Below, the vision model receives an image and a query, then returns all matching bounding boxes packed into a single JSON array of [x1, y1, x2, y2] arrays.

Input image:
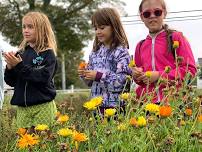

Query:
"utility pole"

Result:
[[61, 53, 66, 90]]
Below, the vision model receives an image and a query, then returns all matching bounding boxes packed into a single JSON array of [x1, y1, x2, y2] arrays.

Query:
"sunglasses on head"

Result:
[[141, 9, 163, 18]]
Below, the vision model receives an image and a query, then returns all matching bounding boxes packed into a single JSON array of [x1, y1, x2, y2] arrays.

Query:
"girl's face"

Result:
[[95, 25, 113, 47], [22, 17, 36, 45], [140, 0, 166, 33]]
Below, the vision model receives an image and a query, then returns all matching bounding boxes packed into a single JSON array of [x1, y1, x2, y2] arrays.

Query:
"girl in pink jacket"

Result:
[[132, 0, 197, 103]]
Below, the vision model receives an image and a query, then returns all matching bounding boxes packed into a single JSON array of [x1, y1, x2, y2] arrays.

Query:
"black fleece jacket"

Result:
[[4, 46, 57, 107]]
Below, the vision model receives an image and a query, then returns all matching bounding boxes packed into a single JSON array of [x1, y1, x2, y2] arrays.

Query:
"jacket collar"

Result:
[[147, 29, 166, 39]]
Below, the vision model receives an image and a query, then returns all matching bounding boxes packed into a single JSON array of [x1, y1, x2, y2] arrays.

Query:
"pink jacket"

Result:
[[134, 30, 197, 103]]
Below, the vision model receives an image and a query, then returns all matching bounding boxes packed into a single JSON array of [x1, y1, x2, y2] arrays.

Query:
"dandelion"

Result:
[[129, 59, 136, 68], [145, 103, 159, 114], [145, 71, 152, 78], [164, 66, 171, 74], [57, 128, 73, 137], [173, 41, 179, 49], [129, 117, 137, 127], [17, 134, 39, 149], [57, 114, 69, 123], [159, 106, 172, 118], [117, 123, 127, 131], [105, 108, 116, 117], [185, 108, 192, 116], [137, 116, 146, 127], [35, 124, 49, 131], [78, 61, 87, 69], [120, 93, 130, 101], [17, 128, 27, 136]]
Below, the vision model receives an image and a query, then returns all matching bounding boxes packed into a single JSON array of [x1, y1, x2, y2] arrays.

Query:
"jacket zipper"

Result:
[[151, 36, 160, 102], [24, 82, 28, 107]]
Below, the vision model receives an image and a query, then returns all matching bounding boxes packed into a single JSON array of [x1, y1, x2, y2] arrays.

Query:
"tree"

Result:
[[0, 0, 125, 88]]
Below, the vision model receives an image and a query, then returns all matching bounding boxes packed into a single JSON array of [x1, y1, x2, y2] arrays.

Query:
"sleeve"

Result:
[[4, 67, 17, 87], [99, 48, 131, 92], [133, 42, 145, 86], [14, 51, 57, 84], [159, 32, 197, 80]]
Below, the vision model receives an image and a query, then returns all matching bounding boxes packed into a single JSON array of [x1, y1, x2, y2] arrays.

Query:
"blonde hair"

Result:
[[91, 7, 129, 51], [19, 11, 57, 55]]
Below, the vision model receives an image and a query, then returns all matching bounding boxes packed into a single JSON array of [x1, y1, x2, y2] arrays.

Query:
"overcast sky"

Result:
[[0, 0, 202, 62]]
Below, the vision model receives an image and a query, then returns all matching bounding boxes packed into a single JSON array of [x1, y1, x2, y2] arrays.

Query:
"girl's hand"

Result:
[[131, 67, 144, 82], [140, 71, 160, 84], [4, 52, 22, 67], [6, 64, 13, 70], [78, 69, 85, 77], [84, 70, 97, 80]]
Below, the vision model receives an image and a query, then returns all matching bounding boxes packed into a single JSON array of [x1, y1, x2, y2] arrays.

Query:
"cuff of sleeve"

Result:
[[95, 71, 103, 82], [14, 61, 23, 71]]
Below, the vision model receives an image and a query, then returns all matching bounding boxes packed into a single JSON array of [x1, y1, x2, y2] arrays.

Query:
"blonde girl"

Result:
[[4, 11, 58, 128]]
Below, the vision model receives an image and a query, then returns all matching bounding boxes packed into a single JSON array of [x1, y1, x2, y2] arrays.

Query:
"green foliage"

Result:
[[0, 0, 125, 88], [199, 67, 202, 79]]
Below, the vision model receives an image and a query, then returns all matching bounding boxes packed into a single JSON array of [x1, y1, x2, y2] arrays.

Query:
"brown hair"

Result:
[[91, 7, 129, 51], [19, 11, 57, 55], [139, 0, 175, 54]]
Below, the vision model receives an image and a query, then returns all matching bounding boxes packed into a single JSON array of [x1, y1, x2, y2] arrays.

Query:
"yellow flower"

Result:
[[17, 134, 39, 149], [90, 96, 103, 107], [57, 128, 73, 137], [55, 111, 61, 117], [17, 128, 27, 136], [117, 123, 127, 131], [129, 60, 136, 68], [145, 103, 159, 114], [83, 96, 103, 110], [137, 116, 147, 127], [72, 131, 88, 142], [120, 93, 130, 101], [173, 41, 179, 49], [105, 108, 116, 117], [145, 71, 152, 78], [57, 114, 69, 123], [35, 124, 49, 131], [129, 117, 137, 127], [164, 66, 171, 74], [83, 101, 97, 110]]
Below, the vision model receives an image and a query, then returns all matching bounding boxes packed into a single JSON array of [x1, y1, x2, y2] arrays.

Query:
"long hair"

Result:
[[91, 7, 129, 51], [19, 11, 57, 55], [139, 0, 175, 54]]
